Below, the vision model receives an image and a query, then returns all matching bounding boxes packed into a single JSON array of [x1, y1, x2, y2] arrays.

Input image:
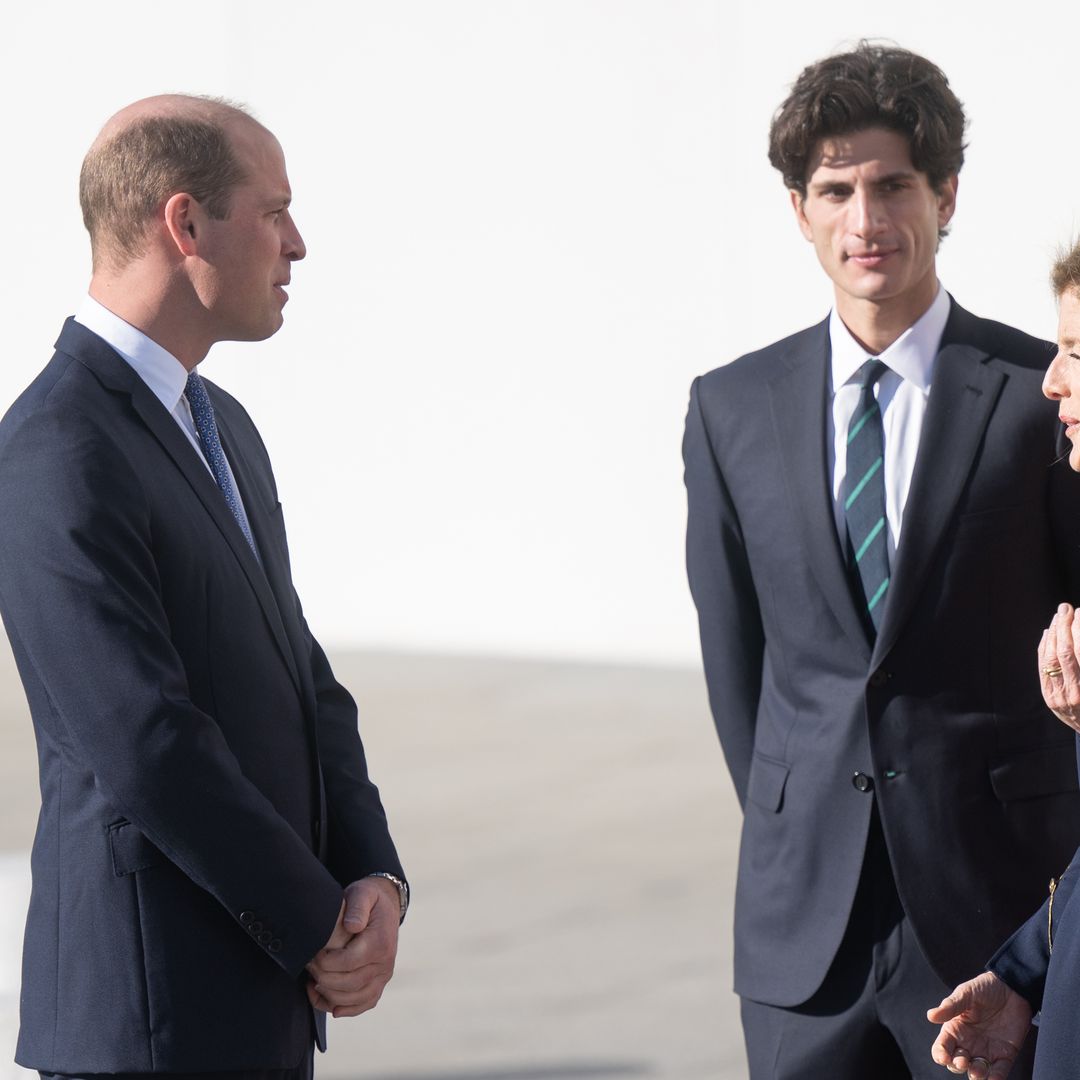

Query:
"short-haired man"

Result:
[[684, 43, 1080, 1077], [0, 95, 405, 1077]]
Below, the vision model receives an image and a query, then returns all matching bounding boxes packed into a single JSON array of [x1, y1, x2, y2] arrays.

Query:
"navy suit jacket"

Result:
[[684, 299, 1080, 1007], [0, 319, 404, 1072]]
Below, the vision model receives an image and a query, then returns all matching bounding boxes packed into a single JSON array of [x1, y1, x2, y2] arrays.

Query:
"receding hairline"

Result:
[[80, 94, 268, 271], [89, 93, 263, 155]]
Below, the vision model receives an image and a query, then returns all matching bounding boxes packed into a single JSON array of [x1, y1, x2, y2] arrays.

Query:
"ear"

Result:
[[790, 188, 814, 242], [937, 175, 958, 231], [163, 193, 202, 257]]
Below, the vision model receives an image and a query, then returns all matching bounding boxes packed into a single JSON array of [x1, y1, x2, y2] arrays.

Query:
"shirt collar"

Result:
[[74, 295, 191, 413], [829, 284, 950, 393]]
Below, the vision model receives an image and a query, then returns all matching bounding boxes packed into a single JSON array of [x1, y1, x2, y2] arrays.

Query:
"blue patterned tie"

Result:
[[843, 359, 890, 635], [185, 371, 257, 556]]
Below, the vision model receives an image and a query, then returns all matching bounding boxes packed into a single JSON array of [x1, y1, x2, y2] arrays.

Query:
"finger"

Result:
[[309, 943, 372, 975], [1056, 605, 1080, 687], [317, 926, 397, 975], [1039, 627, 1055, 679], [927, 997, 963, 1023], [315, 975, 388, 1015], [305, 979, 331, 1013], [342, 883, 376, 934], [332, 996, 381, 1018], [931, 1030, 958, 1064], [1043, 617, 1070, 710], [331, 981, 388, 1018], [988, 1059, 1017, 1080], [312, 961, 393, 996]]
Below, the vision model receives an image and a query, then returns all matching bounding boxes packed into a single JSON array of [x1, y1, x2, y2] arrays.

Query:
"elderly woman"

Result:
[[930, 241, 1080, 1078]]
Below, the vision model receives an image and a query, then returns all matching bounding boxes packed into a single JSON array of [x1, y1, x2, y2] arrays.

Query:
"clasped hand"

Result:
[[305, 877, 400, 1017]]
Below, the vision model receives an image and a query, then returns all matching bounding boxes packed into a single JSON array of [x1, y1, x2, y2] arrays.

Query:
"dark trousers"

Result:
[[40, 1047, 314, 1080], [741, 808, 1036, 1079]]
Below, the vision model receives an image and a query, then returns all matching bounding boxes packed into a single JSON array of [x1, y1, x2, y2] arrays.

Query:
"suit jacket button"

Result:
[[852, 771, 874, 793], [257, 931, 272, 945], [269, 939, 282, 953], [250, 921, 263, 933], [239, 911, 255, 925], [869, 671, 889, 688]]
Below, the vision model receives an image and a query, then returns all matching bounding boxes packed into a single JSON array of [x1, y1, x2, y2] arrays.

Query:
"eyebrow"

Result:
[[809, 170, 917, 192]]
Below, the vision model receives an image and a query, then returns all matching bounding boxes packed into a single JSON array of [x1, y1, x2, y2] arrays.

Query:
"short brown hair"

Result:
[[80, 97, 250, 268], [768, 42, 967, 197], [1052, 240, 1080, 298]]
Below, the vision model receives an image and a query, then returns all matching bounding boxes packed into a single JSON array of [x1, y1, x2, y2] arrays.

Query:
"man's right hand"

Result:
[[305, 877, 400, 1017], [927, 972, 1032, 1079]]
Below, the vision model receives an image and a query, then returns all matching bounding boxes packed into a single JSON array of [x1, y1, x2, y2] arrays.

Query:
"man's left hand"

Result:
[[305, 877, 400, 1017], [927, 972, 1031, 1079], [1040, 603, 1080, 731]]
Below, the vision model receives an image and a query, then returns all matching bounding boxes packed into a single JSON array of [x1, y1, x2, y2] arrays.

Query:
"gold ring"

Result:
[[1044, 666, 1064, 677]]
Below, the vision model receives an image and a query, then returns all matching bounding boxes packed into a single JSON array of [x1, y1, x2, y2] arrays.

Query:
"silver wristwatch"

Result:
[[367, 871, 409, 921]]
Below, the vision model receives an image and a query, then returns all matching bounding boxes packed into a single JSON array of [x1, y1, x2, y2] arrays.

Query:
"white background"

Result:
[[1, 0, 1075, 665]]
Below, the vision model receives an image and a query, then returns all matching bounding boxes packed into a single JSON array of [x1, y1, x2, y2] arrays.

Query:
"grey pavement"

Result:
[[0, 647, 746, 1080]]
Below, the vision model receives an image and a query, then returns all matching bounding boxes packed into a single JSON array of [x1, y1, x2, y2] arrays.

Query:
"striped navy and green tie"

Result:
[[843, 359, 890, 634]]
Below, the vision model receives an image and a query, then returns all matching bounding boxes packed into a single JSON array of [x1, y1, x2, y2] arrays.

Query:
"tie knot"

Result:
[[185, 369, 205, 398], [857, 359, 889, 390]]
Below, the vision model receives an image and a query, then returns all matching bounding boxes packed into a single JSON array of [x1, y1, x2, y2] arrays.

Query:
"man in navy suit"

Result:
[[684, 43, 1080, 1078], [0, 94, 406, 1077]]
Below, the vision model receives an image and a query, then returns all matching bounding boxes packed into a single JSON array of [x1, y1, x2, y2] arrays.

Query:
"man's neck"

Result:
[[834, 279, 939, 356], [88, 274, 210, 371]]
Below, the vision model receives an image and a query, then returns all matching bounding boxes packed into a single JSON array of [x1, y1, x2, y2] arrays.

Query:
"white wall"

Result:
[[1, 0, 1076, 664]]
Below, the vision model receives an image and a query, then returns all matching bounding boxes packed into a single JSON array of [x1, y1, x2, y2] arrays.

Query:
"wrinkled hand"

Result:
[[305, 877, 399, 1018], [1039, 603, 1080, 732], [928, 972, 1032, 1079]]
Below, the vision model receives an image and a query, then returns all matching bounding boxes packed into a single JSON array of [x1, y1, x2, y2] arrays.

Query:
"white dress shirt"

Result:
[[828, 284, 950, 558], [73, 296, 257, 548]]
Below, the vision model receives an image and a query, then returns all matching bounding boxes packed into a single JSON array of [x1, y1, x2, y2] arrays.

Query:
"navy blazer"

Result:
[[684, 299, 1080, 1007], [0, 320, 404, 1072]]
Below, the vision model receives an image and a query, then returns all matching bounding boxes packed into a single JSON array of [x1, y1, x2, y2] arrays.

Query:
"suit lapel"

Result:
[[872, 308, 1005, 661], [216, 417, 313, 710], [61, 321, 306, 702], [768, 321, 873, 659]]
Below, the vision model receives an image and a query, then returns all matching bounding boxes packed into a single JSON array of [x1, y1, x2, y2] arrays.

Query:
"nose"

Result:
[[282, 209, 306, 262], [1044, 351, 1067, 401], [850, 188, 886, 238]]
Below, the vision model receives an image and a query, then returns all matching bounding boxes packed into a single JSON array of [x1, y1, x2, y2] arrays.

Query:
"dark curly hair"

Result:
[[768, 42, 967, 197]]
